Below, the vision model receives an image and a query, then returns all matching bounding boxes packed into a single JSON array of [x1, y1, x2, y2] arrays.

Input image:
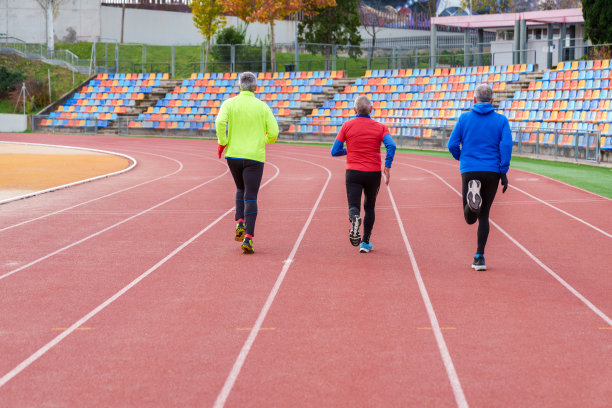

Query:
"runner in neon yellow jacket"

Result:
[[215, 88, 279, 162], [215, 72, 279, 254]]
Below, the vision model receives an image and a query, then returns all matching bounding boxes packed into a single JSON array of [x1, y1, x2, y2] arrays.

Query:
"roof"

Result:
[[431, 8, 584, 29]]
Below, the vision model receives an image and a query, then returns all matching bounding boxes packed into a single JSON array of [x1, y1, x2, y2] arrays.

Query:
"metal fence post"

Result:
[[332, 44, 337, 71], [142, 45, 146, 74], [115, 42, 119, 73], [171, 45, 175, 78], [260, 44, 264, 73]]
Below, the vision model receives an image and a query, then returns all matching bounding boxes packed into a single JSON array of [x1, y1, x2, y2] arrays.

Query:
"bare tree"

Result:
[[36, 0, 65, 54], [360, 3, 396, 67]]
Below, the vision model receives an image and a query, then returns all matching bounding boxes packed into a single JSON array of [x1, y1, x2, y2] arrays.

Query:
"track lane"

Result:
[[219, 148, 461, 407], [391, 155, 612, 407], [0, 151, 331, 406]]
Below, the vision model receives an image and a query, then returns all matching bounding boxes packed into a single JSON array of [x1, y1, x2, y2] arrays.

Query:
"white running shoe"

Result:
[[467, 180, 482, 212]]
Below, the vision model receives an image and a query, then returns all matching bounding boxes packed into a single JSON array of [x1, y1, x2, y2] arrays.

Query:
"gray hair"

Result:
[[239, 72, 257, 92], [354, 95, 372, 115], [475, 84, 493, 103]]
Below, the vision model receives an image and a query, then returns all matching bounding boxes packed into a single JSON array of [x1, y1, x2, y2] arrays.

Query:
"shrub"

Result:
[[0, 66, 24, 99]]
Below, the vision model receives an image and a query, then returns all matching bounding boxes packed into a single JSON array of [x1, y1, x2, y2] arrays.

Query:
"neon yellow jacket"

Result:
[[215, 90, 279, 162]]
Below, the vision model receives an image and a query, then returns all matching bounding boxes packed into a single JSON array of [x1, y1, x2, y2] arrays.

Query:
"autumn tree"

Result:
[[298, 0, 362, 69], [36, 0, 65, 53], [221, 0, 335, 71], [459, 0, 514, 14], [191, 0, 227, 72]]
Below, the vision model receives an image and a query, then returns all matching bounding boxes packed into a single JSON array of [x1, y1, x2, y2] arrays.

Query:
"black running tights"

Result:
[[227, 158, 264, 236], [461, 171, 500, 254], [346, 169, 381, 244]]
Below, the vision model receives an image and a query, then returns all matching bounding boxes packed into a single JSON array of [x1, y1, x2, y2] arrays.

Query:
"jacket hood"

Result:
[[472, 102, 495, 115]]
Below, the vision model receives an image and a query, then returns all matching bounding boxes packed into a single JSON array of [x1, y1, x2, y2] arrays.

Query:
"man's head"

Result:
[[353, 95, 372, 115], [474, 84, 493, 104], [239, 72, 257, 92]]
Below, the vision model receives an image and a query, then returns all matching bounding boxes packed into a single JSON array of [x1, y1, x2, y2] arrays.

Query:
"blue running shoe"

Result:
[[359, 241, 373, 253], [471, 254, 486, 271]]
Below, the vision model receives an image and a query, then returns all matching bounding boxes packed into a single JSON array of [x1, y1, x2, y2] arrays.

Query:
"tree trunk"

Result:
[[205, 38, 210, 73], [46, 3, 54, 55], [269, 21, 276, 72], [121, 3, 126, 43]]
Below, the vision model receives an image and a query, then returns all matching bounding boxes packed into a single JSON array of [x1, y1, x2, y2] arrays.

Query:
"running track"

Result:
[[0, 133, 610, 407]]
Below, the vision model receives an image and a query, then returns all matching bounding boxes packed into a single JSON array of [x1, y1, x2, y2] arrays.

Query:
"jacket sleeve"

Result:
[[265, 106, 279, 144], [382, 134, 396, 167], [447, 116, 462, 161], [215, 100, 229, 146], [499, 117, 513, 174]]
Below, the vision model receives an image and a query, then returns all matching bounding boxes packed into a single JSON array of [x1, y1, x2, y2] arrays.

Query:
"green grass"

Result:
[[395, 148, 612, 198], [54, 42, 478, 78], [0, 54, 89, 114], [510, 156, 612, 198]]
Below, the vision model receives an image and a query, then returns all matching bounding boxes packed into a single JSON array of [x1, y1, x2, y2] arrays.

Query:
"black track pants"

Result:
[[346, 169, 381, 244], [227, 158, 264, 237], [461, 171, 500, 254]]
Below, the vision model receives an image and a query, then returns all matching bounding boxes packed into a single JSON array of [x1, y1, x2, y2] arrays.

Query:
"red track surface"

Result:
[[0, 133, 610, 407]]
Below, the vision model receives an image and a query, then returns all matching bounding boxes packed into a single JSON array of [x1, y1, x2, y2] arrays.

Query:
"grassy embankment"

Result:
[[0, 53, 89, 114]]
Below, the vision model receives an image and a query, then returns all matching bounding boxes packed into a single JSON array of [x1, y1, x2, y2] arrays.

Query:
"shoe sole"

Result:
[[349, 216, 361, 247], [241, 244, 254, 254], [471, 264, 487, 271], [359, 247, 371, 253], [235, 228, 245, 242], [467, 180, 482, 212]]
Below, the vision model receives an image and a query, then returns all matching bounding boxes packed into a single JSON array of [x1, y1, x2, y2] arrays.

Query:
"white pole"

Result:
[[46, 2, 54, 54]]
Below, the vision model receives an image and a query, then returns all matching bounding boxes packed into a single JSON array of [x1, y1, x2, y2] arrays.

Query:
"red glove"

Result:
[[218, 144, 226, 159]]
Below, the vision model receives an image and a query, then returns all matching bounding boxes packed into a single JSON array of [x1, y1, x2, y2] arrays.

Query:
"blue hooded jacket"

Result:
[[448, 103, 513, 174]]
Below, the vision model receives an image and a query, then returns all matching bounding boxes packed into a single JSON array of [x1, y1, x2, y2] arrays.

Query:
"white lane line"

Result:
[[0, 141, 137, 205], [401, 162, 612, 327], [509, 185, 612, 239], [0, 162, 281, 389], [0, 151, 187, 233], [213, 158, 332, 408], [386, 184, 469, 408], [0, 168, 229, 282]]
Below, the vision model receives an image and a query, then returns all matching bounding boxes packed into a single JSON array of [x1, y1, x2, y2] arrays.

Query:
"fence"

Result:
[[0, 36, 91, 73], [31, 115, 604, 163]]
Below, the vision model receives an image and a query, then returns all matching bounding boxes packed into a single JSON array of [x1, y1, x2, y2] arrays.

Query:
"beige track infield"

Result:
[[0, 143, 131, 201]]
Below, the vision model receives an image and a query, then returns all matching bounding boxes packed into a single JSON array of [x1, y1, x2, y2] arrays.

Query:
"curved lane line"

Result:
[[400, 162, 612, 327], [0, 161, 281, 389], [0, 150, 188, 233], [213, 157, 332, 408], [0, 141, 137, 205], [0, 167, 230, 282]]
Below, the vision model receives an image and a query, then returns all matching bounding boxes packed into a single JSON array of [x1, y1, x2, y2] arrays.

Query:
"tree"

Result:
[[583, 0, 612, 57], [222, 0, 335, 71], [539, 0, 581, 10], [298, 0, 362, 69], [191, 0, 227, 73], [360, 4, 397, 67], [459, 0, 514, 14], [36, 0, 65, 54]]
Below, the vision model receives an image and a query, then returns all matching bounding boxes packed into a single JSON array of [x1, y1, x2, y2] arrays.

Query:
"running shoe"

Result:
[[241, 236, 254, 254], [471, 254, 486, 271], [467, 180, 482, 212], [235, 221, 246, 242], [359, 241, 373, 253], [349, 215, 362, 246]]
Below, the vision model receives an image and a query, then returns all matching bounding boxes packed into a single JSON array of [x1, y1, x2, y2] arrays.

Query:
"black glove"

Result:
[[500, 174, 508, 193]]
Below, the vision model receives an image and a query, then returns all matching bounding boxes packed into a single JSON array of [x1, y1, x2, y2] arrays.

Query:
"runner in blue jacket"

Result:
[[448, 84, 513, 271]]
